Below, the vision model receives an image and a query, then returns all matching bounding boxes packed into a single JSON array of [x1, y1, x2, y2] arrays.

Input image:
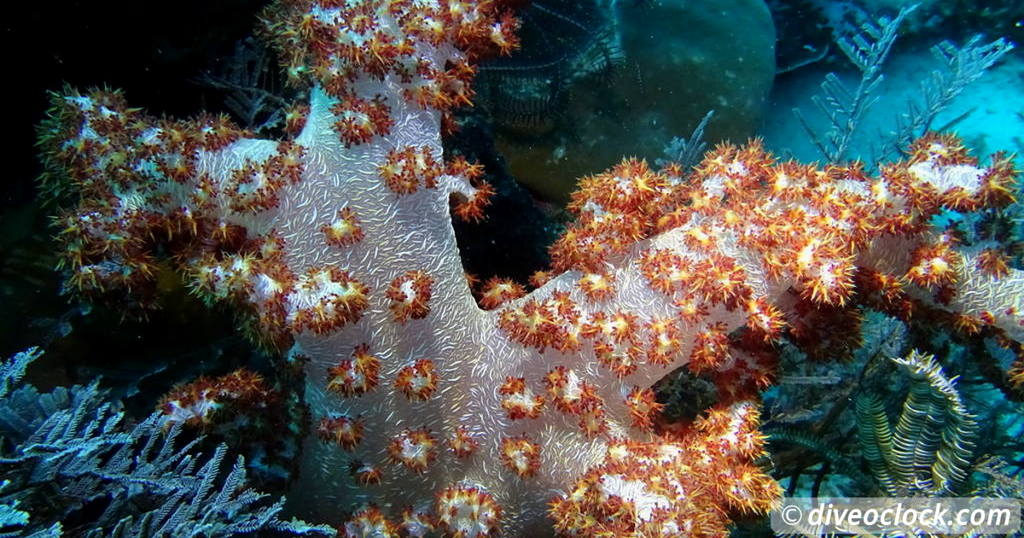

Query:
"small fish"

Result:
[[778, 375, 843, 385]]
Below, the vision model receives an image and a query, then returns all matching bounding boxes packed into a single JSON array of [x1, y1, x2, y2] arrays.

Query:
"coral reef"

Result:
[[33, 0, 1024, 536]]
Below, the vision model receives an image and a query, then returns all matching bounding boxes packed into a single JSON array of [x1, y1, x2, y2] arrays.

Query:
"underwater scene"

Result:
[[3, 0, 1024, 536]]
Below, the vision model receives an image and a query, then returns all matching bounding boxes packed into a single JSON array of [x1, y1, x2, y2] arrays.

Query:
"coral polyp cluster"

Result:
[[549, 402, 778, 536], [159, 368, 276, 428]]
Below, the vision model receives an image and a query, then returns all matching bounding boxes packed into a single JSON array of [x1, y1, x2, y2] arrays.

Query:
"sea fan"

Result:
[[0, 348, 333, 537]]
